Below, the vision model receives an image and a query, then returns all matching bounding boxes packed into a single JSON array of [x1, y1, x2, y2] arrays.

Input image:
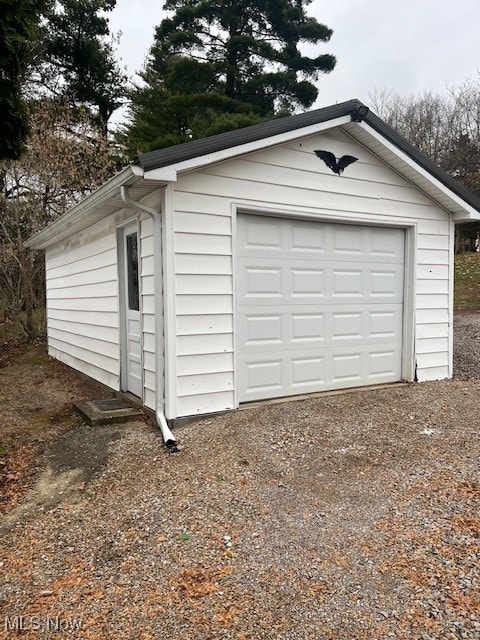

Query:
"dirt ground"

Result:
[[0, 339, 118, 515], [0, 324, 479, 639]]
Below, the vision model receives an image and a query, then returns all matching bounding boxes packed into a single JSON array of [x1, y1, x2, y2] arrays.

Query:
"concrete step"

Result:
[[73, 397, 144, 426]]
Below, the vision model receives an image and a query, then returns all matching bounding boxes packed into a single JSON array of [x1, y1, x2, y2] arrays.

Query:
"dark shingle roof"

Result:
[[135, 99, 480, 213], [135, 99, 361, 172]]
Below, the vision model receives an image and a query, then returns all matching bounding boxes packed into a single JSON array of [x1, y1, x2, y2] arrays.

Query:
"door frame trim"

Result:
[[117, 217, 144, 399]]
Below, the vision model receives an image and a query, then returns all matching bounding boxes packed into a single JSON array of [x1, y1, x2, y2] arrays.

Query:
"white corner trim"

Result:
[[448, 219, 455, 378], [402, 225, 417, 383], [167, 116, 352, 175], [161, 183, 178, 420]]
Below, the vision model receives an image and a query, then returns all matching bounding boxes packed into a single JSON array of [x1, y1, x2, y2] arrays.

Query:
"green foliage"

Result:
[[124, 0, 335, 154], [120, 76, 269, 156], [153, 0, 335, 114], [41, 0, 127, 129], [0, 0, 45, 159], [0, 82, 30, 160], [176, 532, 191, 541], [0, 1, 127, 336]]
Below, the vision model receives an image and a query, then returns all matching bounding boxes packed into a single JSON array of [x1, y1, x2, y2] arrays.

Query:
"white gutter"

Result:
[[120, 185, 177, 450], [25, 165, 145, 250]]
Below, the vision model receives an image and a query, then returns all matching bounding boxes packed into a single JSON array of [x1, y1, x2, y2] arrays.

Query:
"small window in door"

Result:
[[126, 232, 139, 311]]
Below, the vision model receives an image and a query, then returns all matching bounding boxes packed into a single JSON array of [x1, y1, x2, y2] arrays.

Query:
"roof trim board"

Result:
[[137, 102, 360, 171], [359, 109, 480, 214], [24, 165, 145, 250], [144, 115, 352, 179], [26, 99, 480, 250], [345, 121, 480, 220], [136, 99, 480, 215]]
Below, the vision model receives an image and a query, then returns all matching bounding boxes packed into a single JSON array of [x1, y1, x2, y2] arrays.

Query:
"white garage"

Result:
[[26, 99, 480, 439], [236, 214, 405, 401]]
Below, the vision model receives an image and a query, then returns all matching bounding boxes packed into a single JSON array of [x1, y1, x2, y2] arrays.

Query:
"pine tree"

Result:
[[0, 0, 45, 159], [41, 0, 127, 131], [124, 0, 335, 154]]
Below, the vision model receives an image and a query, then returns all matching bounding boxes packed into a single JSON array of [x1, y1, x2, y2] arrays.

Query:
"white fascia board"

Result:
[[25, 165, 144, 250], [452, 210, 480, 222], [356, 121, 480, 221], [150, 115, 352, 176], [143, 166, 178, 182]]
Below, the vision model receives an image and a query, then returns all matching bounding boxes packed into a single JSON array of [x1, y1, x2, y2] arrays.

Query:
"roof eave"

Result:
[[137, 99, 362, 172], [144, 115, 353, 178], [345, 119, 480, 221], [26, 98, 480, 251], [25, 165, 145, 250], [360, 112, 480, 217]]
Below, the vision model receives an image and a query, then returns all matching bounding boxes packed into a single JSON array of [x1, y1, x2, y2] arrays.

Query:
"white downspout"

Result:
[[120, 185, 177, 449]]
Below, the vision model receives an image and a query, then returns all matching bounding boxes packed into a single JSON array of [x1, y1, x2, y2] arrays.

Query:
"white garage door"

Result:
[[236, 214, 405, 402]]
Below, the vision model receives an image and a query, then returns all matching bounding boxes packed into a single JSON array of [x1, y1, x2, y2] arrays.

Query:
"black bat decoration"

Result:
[[314, 150, 358, 175]]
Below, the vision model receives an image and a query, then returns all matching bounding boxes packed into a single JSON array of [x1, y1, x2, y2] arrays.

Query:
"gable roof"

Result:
[[136, 98, 480, 213], [26, 99, 480, 250], [136, 100, 360, 171]]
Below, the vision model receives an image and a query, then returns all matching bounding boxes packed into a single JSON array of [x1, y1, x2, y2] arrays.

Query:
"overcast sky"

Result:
[[108, 0, 480, 125]]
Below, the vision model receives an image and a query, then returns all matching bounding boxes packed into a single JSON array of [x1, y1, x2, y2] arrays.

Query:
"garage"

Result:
[[236, 213, 405, 402], [27, 99, 480, 425]]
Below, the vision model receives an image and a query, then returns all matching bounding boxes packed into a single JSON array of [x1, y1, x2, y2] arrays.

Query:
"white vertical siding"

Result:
[[170, 127, 453, 416], [45, 214, 122, 389]]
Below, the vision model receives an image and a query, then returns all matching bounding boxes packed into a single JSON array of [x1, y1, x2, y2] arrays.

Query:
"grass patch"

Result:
[[455, 253, 480, 311]]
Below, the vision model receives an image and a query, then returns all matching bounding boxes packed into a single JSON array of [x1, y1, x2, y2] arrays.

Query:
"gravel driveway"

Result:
[[1, 314, 479, 639]]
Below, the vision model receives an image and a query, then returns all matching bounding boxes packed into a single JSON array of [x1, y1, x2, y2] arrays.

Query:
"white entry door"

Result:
[[236, 214, 405, 402], [121, 224, 142, 397]]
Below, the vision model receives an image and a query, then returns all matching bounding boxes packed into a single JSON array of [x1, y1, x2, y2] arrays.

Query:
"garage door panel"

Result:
[[239, 262, 402, 303], [332, 226, 365, 255], [239, 305, 403, 352], [238, 249, 403, 266], [291, 222, 327, 253], [291, 268, 325, 297], [369, 309, 402, 338], [331, 269, 364, 297], [237, 214, 404, 401], [239, 218, 404, 257], [368, 348, 402, 379], [331, 311, 363, 341], [245, 267, 283, 297], [244, 359, 284, 394], [369, 268, 403, 298], [241, 341, 402, 359], [370, 227, 405, 258], [239, 344, 402, 401], [244, 314, 283, 345], [291, 356, 325, 387], [240, 217, 283, 251], [291, 312, 326, 342]]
